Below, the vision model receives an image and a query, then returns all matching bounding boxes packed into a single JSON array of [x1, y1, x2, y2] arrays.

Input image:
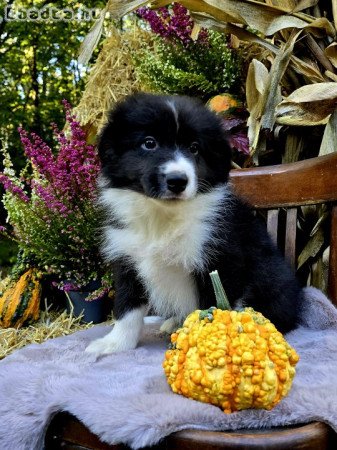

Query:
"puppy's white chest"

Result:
[[136, 252, 198, 318], [101, 187, 228, 317], [105, 219, 201, 317]]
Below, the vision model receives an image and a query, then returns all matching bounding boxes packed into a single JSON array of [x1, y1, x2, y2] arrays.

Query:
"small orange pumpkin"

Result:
[[207, 93, 243, 116]]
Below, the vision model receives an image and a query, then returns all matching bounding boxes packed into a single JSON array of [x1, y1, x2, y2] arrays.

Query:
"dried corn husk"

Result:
[[275, 83, 337, 126], [325, 43, 337, 69], [78, 7, 108, 66], [265, 0, 318, 11], [298, 227, 325, 269], [110, 0, 313, 35], [319, 109, 337, 155]]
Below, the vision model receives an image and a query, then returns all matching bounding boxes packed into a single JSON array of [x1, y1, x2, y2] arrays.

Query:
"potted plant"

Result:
[[0, 101, 113, 323]]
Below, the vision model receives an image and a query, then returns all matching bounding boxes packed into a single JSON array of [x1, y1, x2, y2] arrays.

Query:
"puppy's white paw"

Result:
[[85, 306, 147, 355], [85, 334, 135, 355], [160, 316, 181, 334]]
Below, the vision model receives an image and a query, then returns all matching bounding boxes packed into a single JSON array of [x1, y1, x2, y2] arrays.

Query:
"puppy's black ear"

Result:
[[97, 121, 115, 165], [98, 96, 128, 164], [97, 93, 142, 164]]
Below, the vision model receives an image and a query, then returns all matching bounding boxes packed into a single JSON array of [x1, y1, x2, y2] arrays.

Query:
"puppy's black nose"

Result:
[[166, 172, 188, 194]]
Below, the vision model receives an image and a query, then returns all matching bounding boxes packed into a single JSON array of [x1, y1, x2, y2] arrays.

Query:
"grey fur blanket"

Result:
[[1, 286, 337, 450]]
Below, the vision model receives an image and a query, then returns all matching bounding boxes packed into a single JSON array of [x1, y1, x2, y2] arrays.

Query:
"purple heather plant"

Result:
[[0, 174, 29, 202], [137, 3, 207, 47], [134, 3, 241, 100], [0, 102, 105, 288], [17, 100, 99, 212], [135, 4, 247, 155]]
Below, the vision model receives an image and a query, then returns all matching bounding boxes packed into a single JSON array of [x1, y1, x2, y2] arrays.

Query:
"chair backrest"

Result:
[[229, 153, 337, 306]]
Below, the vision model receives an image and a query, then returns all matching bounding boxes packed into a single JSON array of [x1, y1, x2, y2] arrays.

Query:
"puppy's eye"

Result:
[[189, 142, 200, 155], [141, 137, 157, 151]]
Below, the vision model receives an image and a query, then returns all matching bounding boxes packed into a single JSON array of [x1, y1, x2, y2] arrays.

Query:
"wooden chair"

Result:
[[45, 153, 337, 450]]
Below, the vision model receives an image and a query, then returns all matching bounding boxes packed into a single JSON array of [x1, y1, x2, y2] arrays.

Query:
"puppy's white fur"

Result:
[[100, 182, 229, 319], [166, 100, 179, 132], [86, 175, 231, 355], [160, 152, 197, 199], [85, 306, 147, 354]]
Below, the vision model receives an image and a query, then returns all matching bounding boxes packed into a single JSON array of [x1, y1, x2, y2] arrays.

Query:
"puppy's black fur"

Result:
[[98, 93, 302, 334]]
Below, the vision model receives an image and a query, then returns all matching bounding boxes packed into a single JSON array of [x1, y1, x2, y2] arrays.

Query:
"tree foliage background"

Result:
[[0, 0, 104, 268]]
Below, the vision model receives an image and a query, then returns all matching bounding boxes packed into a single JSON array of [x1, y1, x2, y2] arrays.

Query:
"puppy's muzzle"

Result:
[[166, 171, 188, 194]]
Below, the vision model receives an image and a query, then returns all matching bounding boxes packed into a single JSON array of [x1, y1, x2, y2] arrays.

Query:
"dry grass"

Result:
[[0, 300, 96, 360], [74, 25, 151, 140]]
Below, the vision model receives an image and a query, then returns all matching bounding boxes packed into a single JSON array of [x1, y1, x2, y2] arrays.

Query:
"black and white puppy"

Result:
[[85, 93, 302, 355]]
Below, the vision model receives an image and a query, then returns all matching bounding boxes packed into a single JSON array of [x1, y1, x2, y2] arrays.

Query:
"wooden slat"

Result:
[[45, 413, 335, 450], [166, 423, 332, 449], [285, 208, 297, 270], [328, 205, 337, 306], [230, 153, 337, 209], [267, 209, 279, 247]]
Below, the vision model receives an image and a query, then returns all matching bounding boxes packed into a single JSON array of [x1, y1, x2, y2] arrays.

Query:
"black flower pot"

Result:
[[66, 280, 112, 324]]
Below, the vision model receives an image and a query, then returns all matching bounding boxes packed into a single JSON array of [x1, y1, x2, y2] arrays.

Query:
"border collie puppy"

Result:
[[85, 93, 302, 355]]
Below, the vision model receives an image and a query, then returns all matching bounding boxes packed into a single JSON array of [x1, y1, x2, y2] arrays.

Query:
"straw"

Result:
[[74, 24, 152, 138], [0, 295, 114, 359]]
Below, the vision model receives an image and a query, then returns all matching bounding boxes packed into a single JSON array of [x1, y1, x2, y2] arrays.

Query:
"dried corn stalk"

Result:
[[81, 0, 336, 158]]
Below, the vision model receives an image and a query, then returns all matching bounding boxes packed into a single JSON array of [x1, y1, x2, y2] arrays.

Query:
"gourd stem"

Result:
[[209, 270, 232, 311]]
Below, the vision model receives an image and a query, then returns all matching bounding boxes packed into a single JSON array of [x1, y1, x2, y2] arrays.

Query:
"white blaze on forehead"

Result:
[[166, 100, 179, 132], [161, 152, 197, 199]]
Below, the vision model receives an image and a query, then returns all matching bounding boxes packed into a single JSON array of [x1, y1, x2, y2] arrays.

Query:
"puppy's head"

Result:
[[98, 93, 232, 200]]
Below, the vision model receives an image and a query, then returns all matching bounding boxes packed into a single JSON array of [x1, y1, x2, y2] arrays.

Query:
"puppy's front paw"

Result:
[[160, 316, 181, 334], [85, 334, 135, 355], [85, 307, 146, 355]]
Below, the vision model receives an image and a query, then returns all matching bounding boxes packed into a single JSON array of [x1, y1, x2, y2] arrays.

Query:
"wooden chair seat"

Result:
[[45, 412, 336, 449], [44, 153, 337, 450]]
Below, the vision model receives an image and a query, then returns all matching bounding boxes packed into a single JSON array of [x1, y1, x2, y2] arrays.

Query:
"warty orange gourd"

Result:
[[163, 271, 299, 413], [0, 268, 41, 328]]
